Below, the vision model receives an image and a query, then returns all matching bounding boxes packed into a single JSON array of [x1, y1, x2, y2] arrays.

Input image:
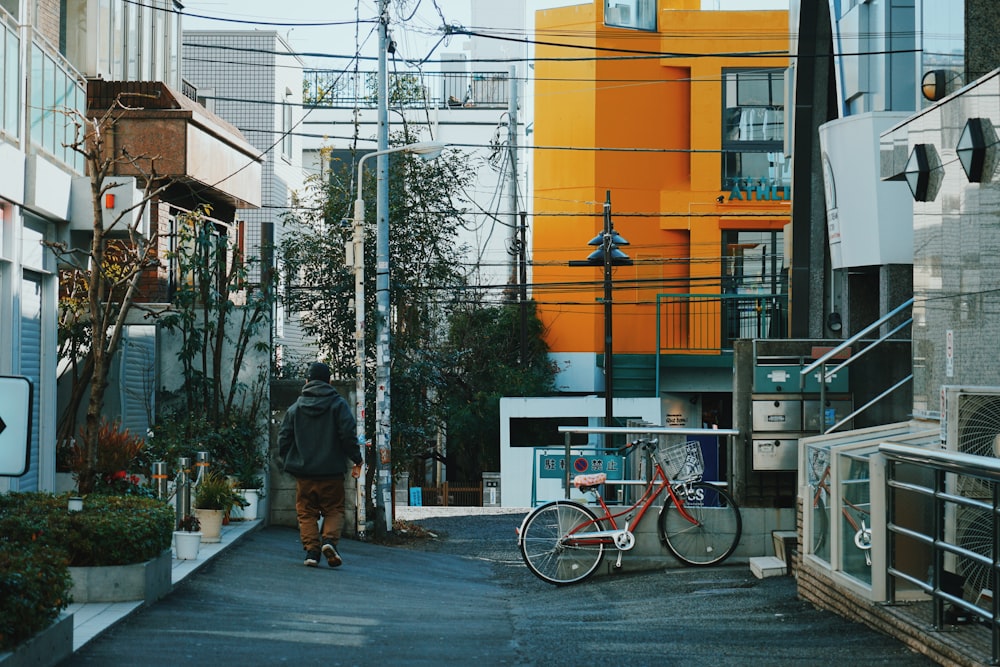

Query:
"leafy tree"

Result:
[[435, 302, 556, 477], [158, 206, 273, 425], [153, 206, 274, 482], [280, 131, 471, 476], [281, 131, 556, 489]]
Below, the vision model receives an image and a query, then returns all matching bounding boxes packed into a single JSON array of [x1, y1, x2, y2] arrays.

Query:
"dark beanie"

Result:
[[307, 362, 331, 383]]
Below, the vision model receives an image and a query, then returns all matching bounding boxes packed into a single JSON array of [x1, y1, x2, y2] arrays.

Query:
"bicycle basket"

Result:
[[655, 440, 704, 482]]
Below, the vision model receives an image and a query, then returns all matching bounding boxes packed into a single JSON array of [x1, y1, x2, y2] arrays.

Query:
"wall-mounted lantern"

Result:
[[904, 144, 943, 202], [957, 117, 1000, 183]]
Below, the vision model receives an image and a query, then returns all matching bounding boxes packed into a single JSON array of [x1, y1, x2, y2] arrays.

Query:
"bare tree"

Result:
[[48, 96, 172, 493]]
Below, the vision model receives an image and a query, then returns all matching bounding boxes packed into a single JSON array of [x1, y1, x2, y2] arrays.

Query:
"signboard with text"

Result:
[[539, 453, 624, 479]]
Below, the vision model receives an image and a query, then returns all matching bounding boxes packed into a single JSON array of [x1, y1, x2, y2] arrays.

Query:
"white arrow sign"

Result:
[[0, 376, 32, 476]]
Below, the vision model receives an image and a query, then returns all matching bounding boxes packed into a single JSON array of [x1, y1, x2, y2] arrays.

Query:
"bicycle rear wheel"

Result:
[[518, 500, 605, 585], [658, 482, 742, 566]]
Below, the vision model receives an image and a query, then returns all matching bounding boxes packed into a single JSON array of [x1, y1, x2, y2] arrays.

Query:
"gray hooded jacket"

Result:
[[277, 381, 362, 478]]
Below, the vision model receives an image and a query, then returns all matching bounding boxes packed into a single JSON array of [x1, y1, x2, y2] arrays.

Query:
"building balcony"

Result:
[[303, 70, 512, 109], [657, 292, 788, 355]]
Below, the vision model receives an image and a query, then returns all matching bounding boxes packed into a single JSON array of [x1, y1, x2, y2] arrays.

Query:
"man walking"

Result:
[[278, 362, 363, 567]]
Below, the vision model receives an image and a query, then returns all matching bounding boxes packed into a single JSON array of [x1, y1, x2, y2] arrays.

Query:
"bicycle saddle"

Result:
[[573, 473, 606, 491]]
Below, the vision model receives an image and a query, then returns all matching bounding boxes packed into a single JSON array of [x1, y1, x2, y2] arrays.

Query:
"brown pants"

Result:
[[294, 476, 346, 553]]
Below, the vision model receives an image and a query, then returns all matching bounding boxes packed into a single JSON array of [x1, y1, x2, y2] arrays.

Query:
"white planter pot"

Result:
[[232, 488, 260, 521], [173, 531, 202, 560], [193, 508, 224, 543]]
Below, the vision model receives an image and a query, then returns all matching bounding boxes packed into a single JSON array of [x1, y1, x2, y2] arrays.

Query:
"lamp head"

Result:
[[403, 141, 447, 160]]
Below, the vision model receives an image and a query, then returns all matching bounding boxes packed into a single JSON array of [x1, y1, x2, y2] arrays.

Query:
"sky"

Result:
[[183, 0, 498, 69], [182, 0, 789, 70]]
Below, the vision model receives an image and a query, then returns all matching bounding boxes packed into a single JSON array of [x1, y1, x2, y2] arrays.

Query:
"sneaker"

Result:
[[322, 543, 342, 568], [304, 551, 320, 567]]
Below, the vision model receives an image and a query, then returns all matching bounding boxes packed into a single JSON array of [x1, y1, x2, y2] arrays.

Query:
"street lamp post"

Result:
[[568, 190, 631, 428], [352, 140, 445, 536]]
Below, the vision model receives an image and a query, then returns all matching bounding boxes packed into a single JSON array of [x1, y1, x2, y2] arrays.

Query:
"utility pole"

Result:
[[374, 0, 392, 535], [519, 211, 528, 365], [601, 194, 614, 426], [507, 65, 519, 258], [568, 191, 631, 429]]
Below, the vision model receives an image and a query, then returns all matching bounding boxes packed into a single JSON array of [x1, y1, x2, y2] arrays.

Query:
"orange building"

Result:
[[532, 0, 789, 424]]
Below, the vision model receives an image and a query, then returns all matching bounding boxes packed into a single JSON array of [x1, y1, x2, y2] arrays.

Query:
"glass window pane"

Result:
[[43, 55, 55, 154], [0, 0, 17, 20], [21, 222, 44, 269], [838, 452, 872, 586], [7, 30, 18, 138], [604, 0, 656, 31], [126, 2, 138, 79], [724, 151, 790, 193], [111, 0, 123, 78], [30, 44, 43, 146], [737, 73, 770, 106], [98, 0, 111, 75]]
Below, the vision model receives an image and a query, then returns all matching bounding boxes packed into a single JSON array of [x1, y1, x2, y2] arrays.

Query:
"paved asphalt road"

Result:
[[62, 510, 934, 666]]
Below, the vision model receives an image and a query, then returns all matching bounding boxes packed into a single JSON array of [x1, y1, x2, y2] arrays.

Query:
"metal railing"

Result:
[[881, 442, 1000, 665], [656, 292, 787, 355], [800, 298, 913, 434], [303, 70, 511, 109], [553, 426, 740, 503]]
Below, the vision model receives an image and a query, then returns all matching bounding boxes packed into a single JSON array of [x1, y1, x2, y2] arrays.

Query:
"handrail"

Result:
[[880, 442, 1000, 664], [800, 298, 914, 377], [800, 298, 913, 433], [880, 442, 1000, 481]]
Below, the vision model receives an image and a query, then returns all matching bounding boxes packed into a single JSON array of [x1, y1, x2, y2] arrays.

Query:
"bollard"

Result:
[[176, 456, 192, 527], [152, 461, 169, 500], [195, 450, 211, 484]]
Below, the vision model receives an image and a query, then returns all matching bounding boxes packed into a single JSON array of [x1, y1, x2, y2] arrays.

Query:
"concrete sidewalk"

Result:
[[64, 508, 513, 653], [64, 518, 262, 652]]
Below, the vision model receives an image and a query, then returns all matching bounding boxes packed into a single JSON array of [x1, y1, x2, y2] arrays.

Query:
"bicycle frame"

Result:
[[813, 463, 872, 565], [562, 460, 700, 552]]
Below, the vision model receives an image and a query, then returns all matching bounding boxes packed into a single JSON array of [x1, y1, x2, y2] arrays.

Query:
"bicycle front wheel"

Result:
[[518, 500, 605, 585], [658, 482, 742, 566]]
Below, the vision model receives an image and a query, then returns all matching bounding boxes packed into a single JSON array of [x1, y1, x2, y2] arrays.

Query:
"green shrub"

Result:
[[0, 492, 174, 567], [0, 540, 71, 651]]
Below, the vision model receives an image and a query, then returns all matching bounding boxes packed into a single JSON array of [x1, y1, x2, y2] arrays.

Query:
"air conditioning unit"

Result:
[[942, 386, 1000, 603], [605, 0, 635, 26]]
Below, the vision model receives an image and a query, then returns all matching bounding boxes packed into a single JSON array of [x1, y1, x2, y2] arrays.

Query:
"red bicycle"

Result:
[[517, 438, 742, 585]]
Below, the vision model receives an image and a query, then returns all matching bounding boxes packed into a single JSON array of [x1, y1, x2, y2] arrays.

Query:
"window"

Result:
[[604, 0, 656, 31], [0, 16, 18, 138], [29, 41, 85, 172], [722, 69, 787, 192], [721, 230, 786, 342]]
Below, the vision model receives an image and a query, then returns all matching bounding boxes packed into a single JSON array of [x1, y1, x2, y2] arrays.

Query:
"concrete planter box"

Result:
[[68, 549, 172, 604], [0, 612, 73, 667]]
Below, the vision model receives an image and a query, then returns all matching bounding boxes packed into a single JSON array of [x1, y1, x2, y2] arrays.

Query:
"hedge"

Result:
[[0, 541, 72, 651], [0, 492, 174, 651], [0, 492, 174, 566]]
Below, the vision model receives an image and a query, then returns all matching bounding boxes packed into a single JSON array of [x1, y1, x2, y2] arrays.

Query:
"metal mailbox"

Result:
[[803, 398, 854, 432], [752, 399, 803, 432], [751, 436, 800, 471]]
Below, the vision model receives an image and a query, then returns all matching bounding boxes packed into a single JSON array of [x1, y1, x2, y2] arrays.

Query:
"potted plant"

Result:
[[193, 472, 239, 543], [174, 514, 202, 560], [217, 420, 268, 521], [231, 472, 264, 521]]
